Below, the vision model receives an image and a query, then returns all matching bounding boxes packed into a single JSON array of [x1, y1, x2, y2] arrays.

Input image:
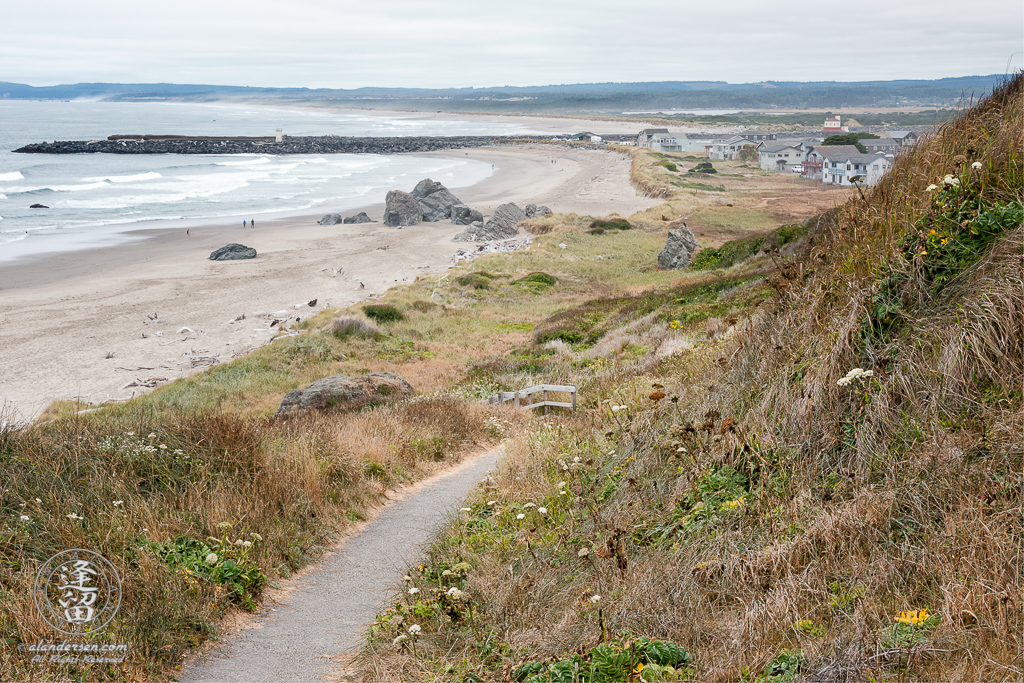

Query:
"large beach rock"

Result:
[[209, 243, 257, 261], [453, 202, 528, 241], [411, 178, 446, 199], [383, 190, 422, 227], [419, 189, 462, 222], [318, 214, 343, 225], [343, 212, 375, 224], [525, 204, 551, 218], [453, 202, 526, 242], [452, 204, 484, 226], [658, 227, 700, 269], [276, 372, 414, 418]]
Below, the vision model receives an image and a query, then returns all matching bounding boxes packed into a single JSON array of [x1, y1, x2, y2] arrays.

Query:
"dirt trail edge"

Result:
[[182, 446, 502, 683]]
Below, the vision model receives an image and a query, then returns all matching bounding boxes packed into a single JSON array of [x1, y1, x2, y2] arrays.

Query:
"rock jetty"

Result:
[[13, 135, 550, 155]]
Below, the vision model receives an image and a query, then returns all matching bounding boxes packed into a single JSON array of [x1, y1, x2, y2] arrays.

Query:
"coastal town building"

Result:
[[679, 133, 727, 155], [820, 149, 892, 186], [860, 137, 901, 155], [710, 136, 764, 160], [635, 128, 682, 152], [735, 130, 778, 143], [887, 131, 919, 147], [823, 115, 848, 132], [758, 144, 804, 172], [571, 132, 602, 143]]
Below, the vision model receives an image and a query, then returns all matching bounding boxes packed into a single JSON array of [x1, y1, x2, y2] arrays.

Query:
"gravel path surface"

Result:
[[181, 447, 501, 682]]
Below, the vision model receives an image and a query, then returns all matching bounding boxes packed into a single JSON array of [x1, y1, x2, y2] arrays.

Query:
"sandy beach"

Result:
[[0, 143, 657, 421]]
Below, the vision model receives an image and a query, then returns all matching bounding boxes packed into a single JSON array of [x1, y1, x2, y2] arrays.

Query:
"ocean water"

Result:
[[0, 101, 536, 263]]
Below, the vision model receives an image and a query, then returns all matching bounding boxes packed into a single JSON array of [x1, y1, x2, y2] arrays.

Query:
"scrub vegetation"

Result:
[[1, 74, 1019, 682]]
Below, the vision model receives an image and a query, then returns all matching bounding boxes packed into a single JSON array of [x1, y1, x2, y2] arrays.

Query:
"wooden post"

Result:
[[514, 391, 520, 408], [544, 389, 549, 415], [571, 388, 577, 412]]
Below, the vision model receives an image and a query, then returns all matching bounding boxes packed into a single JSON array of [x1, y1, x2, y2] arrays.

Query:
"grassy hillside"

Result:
[[1, 75, 1018, 682], [352, 75, 1023, 682]]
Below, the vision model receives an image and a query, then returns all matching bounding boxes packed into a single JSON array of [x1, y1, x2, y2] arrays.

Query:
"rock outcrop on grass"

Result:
[[453, 202, 527, 242], [276, 372, 414, 417], [383, 190, 423, 227], [209, 243, 257, 260], [657, 226, 700, 269], [525, 204, 551, 218]]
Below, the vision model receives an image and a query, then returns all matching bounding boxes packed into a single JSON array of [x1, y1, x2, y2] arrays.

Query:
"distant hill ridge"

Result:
[[0, 75, 1005, 111]]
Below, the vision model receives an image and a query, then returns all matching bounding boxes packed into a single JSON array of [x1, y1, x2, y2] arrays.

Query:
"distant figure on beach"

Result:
[[243, 220, 247, 228], [186, 229, 190, 237], [251, 219, 255, 229]]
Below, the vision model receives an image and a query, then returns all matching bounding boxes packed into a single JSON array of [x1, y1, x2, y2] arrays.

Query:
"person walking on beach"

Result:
[[186, 229, 190, 237], [243, 219, 247, 228], [251, 219, 255, 229]]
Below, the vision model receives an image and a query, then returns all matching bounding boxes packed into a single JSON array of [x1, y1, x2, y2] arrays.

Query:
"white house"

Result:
[[861, 138, 901, 155], [759, 144, 804, 172], [680, 133, 727, 155], [820, 150, 892, 186], [636, 128, 682, 152], [571, 132, 602, 143], [710, 136, 764, 160], [887, 131, 919, 147]]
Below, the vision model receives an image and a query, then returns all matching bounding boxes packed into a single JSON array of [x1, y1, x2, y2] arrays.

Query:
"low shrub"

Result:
[[513, 271, 558, 293], [362, 304, 405, 323], [457, 271, 500, 290], [659, 161, 679, 172], [330, 317, 379, 339], [589, 218, 632, 231], [689, 161, 717, 175]]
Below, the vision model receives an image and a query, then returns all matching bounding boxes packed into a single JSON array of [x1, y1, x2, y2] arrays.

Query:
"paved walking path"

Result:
[[182, 447, 501, 682]]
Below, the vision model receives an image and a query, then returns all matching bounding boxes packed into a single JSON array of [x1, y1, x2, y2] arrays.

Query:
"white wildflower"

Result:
[[926, 184, 938, 192], [20, 515, 30, 521], [66, 513, 82, 520], [971, 161, 983, 169], [242, 541, 252, 548], [205, 553, 218, 566], [235, 539, 245, 546], [147, 433, 156, 439], [578, 547, 590, 557], [460, 507, 471, 512], [408, 587, 420, 595], [446, 587, 464, 600], [590, 595, 601, 603], [35, 498, 41, 503], [538, 507, 547, 515], [941, 174, 960, 187], [837, 368, 875, 386], [523, 503, 536, 508], [442, 569, 454, 577], [611, 405, 627, 412], [250, 533, 262, 542], [113, 501, 124, 506], [393, 634, 408, 645], [408, 624, 422, 635], [516, 513, 526, 520], [487, 500, 496, 506], [403, 575, 412, 582]]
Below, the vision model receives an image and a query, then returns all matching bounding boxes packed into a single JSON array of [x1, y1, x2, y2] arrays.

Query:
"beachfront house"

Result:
[[735, 130, 778, 143], [758, 144, 804, 172], [820, 150, 892, 186], [887, 131, 919, 147], [636, 128, 682, 152], [571, 132, 602, 143], [860, 138, 901, 155], [710, 136, 764, 160], [824, 115, 846, 132], [680, 133, 728, 155]]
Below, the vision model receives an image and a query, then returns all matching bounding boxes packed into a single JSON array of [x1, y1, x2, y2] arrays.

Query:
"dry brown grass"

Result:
[[353, 74, 1023, 682]]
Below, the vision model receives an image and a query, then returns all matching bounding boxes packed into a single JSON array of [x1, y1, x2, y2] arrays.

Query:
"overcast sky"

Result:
[[2, 0, 1021, 88]]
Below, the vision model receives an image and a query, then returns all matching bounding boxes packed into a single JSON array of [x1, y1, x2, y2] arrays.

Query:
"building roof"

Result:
[[640, 128, 670, 135], [761, 144, 802, 153], [684, 133, 728, 140], [861, 138, 899, 147], [719, 136, 763, 145], [808, 144, 860, 157], [820, 150, 891, 165], [736, 129, 773, 137], [887, 131, 915, 140]]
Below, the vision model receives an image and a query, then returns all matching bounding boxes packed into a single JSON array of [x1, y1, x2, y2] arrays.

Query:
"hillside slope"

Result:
[[354, 74, 1022, 682]]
